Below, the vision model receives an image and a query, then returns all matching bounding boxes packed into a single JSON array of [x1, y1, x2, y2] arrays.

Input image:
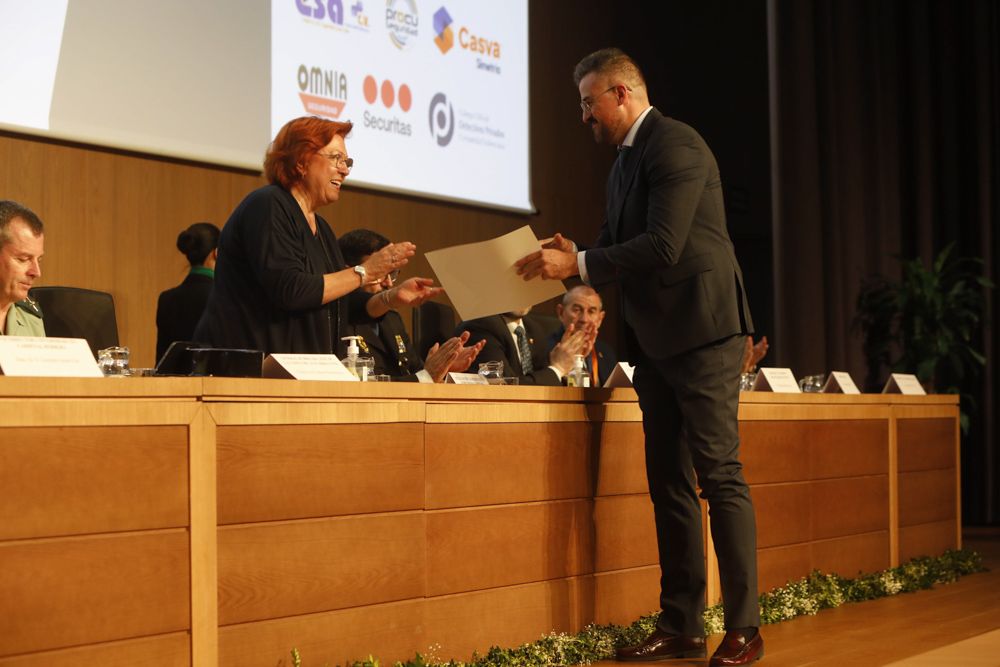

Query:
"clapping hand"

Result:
[[548, 324, 590, 374], [423, 331, 485, 383], [362, 241, 415, 282]]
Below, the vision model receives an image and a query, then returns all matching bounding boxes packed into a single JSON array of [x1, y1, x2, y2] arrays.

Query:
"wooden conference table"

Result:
[[0, 378, 959, 666]]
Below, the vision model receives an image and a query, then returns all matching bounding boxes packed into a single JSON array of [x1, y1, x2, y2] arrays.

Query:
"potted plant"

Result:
[[854, 243, 994, 432]]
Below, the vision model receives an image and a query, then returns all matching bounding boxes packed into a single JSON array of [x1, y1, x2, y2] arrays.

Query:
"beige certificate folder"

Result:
[[424, 225, 566, 321]]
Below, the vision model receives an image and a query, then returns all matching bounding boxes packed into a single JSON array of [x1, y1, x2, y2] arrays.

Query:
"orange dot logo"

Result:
[[363, 75, 378, 104], [380, 79, 395, 108], [363, 76, 412, 112]]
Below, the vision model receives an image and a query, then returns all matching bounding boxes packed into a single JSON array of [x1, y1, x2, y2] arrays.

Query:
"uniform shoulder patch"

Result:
[[15, 298, 43, 319]]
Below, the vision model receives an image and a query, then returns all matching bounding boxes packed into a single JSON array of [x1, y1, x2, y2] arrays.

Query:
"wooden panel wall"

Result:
[[897, 416, 961, 561], [0, 385, 960, 667], [0, 400, 199, 665], [740, 419, 892, 593]]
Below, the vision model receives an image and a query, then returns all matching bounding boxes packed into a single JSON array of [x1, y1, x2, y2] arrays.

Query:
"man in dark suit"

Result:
[[546, 285, 618, 387], [517, 48, 762, 666], [456, 307, 589, 386]]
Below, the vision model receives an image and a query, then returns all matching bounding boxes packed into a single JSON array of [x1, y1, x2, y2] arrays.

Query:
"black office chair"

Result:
[[412, 300, 457, 360], [27, 286, 119, 358]]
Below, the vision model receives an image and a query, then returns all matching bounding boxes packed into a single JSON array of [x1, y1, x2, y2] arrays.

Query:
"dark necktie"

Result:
[[514, 324, 533, 374], [610, 145, 630, 203]]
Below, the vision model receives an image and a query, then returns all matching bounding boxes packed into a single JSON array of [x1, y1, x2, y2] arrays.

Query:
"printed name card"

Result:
[[446, 372, 489, 384], [0, 336, 102, 377], [262, 354, 358, 381], [882, 373, 927, 395], [603, 362, 636, 388], [751, 367, 801, 393], [822, 371, 861, 394]]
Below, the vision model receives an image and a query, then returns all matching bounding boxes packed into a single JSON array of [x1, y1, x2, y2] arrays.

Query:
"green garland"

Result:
[[292, 549, 984, 667]]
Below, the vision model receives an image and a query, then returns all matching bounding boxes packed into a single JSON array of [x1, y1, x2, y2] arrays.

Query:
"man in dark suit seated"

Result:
[[339, 229, 482, 382], [456, 306, 590, 386], [546, 285, 618, 387]]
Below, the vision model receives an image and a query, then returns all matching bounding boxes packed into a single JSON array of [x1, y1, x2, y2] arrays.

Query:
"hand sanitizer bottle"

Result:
[[567, 354, 590, 387], [340, 336, 361, 379]]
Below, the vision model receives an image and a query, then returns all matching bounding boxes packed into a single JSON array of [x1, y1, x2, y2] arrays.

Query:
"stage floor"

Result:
[[592, 526, 1000, 667]]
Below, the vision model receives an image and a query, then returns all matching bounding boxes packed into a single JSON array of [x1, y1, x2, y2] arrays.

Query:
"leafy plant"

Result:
[[291, 549, 984, 666], [854, 243, 994, 431]]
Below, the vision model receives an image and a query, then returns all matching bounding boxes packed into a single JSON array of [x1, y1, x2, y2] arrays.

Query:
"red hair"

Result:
[[263, 116, 354, 189]]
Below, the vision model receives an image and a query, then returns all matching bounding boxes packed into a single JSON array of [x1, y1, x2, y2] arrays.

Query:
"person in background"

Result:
[[156, 222, 220, 362], [546, 285, 618, 386], [0, 200, 45, 337], [740, 335, 769, 374], [338, 228, 483, 382], [194, 116, 441, 355], [456, 306, 591, 386]]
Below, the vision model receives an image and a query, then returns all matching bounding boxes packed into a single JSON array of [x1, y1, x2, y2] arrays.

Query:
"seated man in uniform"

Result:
[[546, 285, 618, 386], [0, 200, 45, 337], [338, 229, 483, 382]]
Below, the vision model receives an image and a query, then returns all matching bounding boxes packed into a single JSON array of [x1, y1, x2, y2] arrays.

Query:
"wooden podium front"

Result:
[[0, 379, 959, 666]]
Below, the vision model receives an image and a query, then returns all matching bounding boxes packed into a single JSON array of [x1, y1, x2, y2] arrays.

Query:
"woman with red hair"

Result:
[[194, 116, 441, 356]]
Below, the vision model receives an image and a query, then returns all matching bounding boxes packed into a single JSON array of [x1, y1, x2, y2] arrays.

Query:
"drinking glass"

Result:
[[356, 356, 375, 381], [798, 374, 825, 393], [478, 361, 504, 384], [97, 346, 130, 376]]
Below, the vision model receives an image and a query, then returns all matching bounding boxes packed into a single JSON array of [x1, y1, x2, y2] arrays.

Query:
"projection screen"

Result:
[[0, 0, 533, 213]]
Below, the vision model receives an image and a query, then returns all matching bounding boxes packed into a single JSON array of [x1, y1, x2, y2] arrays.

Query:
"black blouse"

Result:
[[194, 185, 373, 354]]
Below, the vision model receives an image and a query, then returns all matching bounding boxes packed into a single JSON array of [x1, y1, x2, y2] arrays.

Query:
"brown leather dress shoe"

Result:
[[709, 628, 764, 666], [616, 629, 707, 661]]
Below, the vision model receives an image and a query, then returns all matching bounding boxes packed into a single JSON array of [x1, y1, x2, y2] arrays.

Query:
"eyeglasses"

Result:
[[579, 85, 629, 114], [319, 152, 354, 169], [384, 269, 400, 285]]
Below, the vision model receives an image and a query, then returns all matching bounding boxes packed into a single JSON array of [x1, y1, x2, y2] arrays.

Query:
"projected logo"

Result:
[[296, 0, 345, 25], [295, 0, 369, 31], [297, 65, 348, 119], [430, 6, 502, 74], [386, 0, 418, 50], [362, 76, 413, 136], [350, 1, 371, 30], [433, 7, 454, 54], [363, 76, 412, 111], [428, 93, 455, 147]]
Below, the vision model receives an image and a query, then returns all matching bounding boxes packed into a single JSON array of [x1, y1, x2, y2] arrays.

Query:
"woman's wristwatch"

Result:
[[353, 265, 367, 286]]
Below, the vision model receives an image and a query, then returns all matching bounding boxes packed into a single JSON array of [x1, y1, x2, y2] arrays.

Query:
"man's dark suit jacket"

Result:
[[585, 109, 753, 360], [456, 315, 562, 386], [339, 310, 422, 379], [156, 270, 213, 362], [545, 327, 618, 387]]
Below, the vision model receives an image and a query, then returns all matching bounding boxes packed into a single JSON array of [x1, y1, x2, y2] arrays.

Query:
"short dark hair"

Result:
[[176, 222, 221, 266], [573, 47, 646, 89], [0, 200, 44, 246], [338, 228, 390, 266]]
